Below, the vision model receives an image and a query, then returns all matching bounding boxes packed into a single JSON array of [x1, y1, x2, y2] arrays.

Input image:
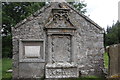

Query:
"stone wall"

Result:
[[12, 18, 46, 78], [12, 2, 105, 79], [12, 3, 60, 79], [67, 3, 104, 76]]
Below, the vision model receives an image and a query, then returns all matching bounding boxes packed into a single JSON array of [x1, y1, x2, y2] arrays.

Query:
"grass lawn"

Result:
[[2, 58, 12, 80], [0, 59, 2, 80], [104, 52, 109, 69]]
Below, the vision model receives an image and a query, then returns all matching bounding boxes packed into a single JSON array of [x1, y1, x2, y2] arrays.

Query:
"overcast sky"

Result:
[[83, 0, 120, 29]]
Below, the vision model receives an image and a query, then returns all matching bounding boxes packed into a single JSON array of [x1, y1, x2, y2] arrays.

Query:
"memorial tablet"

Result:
[[25, 46, 40, 58]]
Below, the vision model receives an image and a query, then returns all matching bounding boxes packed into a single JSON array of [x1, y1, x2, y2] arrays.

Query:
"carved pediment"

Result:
[[45, 8, 75, 29]]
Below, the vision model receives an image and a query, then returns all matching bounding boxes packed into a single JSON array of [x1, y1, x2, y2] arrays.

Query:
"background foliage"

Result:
[[105, 21, 120, 46]]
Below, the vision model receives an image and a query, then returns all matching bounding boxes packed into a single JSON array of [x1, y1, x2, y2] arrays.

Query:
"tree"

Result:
[[105, 21, 120, 46], [69, 1, 87, 14], [2, 35, 12, 58]]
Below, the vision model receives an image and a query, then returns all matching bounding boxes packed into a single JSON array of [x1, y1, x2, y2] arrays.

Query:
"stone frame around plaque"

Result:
[[46, 28, 76, 64], [45, 28, 78, 78], [19, 39, 45, 62]]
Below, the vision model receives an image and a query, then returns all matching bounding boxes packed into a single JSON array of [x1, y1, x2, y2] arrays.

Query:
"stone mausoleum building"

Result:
[[12, 2, 105, 79]]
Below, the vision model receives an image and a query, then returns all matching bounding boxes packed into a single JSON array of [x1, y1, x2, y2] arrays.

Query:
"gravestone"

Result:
[[106, 44, 120, 78], [12, 2, 105, 80]]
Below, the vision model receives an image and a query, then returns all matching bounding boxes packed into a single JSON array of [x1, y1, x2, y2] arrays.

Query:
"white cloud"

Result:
[[84, 0, 119, 29]]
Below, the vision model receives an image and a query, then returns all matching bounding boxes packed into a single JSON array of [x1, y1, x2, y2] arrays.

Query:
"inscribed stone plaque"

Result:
[[51, 35, 71, 62], [25, 46, 40, 58]]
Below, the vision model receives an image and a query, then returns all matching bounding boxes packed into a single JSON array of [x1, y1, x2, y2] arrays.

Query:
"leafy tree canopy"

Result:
[[105, 21, 120, 46], [69, 1, 87, 14]]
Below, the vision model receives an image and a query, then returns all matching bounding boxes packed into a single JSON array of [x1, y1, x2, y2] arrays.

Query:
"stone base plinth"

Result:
[[45, 62, 78, 78]]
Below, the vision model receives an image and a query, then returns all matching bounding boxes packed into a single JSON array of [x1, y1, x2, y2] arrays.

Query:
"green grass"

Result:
[[2, 58, 12, 79], [104, 52, 109, 68], [0, 59, 2, 80]]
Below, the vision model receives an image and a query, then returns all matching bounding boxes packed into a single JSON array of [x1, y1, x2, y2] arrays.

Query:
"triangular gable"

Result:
[[14, 2, 103, 31]]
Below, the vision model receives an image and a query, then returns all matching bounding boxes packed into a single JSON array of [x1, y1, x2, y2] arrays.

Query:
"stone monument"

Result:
[[12, 2, 105, 80], [106, 44, 120, 78]]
